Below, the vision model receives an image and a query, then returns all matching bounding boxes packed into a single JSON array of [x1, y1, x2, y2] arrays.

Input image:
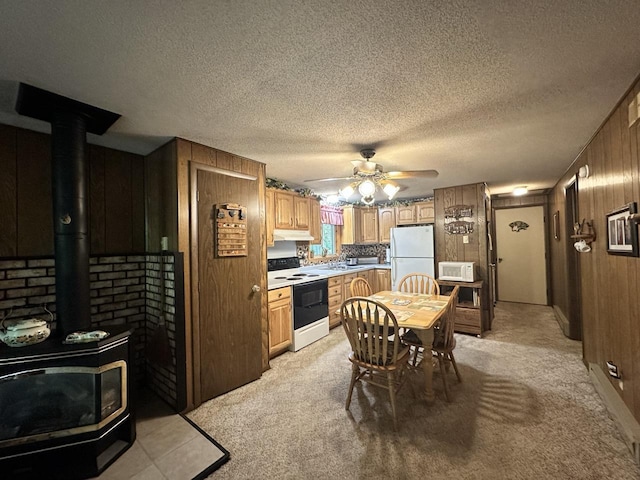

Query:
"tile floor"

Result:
[[93, 390, 228, 480]]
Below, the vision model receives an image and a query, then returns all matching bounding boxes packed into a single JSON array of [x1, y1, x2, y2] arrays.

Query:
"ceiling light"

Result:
[[358, 179, 376, 197], [382, 182, 400, 200], [512, 186, 528, 196], [339, 184, 355, 199]]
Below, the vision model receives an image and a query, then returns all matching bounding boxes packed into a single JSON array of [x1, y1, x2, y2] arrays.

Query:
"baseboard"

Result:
[[552, 305, 570, 337], [589, 363, 640, 465]]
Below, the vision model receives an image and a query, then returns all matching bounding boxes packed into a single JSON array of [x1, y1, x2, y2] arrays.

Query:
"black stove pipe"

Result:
[[15, 83, 121, 337], [51, 111, 91, 335]]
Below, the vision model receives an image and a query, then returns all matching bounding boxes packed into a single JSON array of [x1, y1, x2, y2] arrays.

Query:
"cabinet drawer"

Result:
[[454, 307, 481, 327], [329, 293, 343, 310], [268, 286, 291, 303], [329, 285, 342, 297], [328, 276, 342, 287]]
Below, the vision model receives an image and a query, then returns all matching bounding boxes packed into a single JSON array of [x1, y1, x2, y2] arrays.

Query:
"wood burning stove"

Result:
[[0, 326, 134, 479], [0, 84, 135, 479]]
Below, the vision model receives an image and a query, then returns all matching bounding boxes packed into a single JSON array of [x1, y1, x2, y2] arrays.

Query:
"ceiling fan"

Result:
[[304, 149, 438, 204]]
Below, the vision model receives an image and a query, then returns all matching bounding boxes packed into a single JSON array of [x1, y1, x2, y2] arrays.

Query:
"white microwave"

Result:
[[438, 262, 476, 282]]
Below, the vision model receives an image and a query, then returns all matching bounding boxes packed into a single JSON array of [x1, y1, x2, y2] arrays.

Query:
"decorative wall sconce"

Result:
[[578, 165, 590, 178]]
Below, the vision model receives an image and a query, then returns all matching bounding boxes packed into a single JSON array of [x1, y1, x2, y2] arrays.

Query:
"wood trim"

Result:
[[189, 161, 201, 408]]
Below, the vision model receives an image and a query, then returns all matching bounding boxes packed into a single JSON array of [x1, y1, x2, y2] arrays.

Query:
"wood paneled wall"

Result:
[[492, 194, 548, 209], [549, 75, 640, 421], [0, 124, 145, 257], [434, 182, 493, 326], [145, 141, 178, 252]]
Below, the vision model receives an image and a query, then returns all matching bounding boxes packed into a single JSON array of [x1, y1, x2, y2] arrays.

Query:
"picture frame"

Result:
[[606, 202, 638, 256], [553, 210, 560, 240]]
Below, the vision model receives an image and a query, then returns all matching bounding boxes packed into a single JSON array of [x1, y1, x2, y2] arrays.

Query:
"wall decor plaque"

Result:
[[215, 203, 247, 257]]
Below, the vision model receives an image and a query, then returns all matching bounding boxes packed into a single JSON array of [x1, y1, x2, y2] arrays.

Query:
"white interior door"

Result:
[[495, 206, 547, 304]]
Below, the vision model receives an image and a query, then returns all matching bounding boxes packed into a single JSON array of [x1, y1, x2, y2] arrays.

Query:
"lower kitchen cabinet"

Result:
[[268, 286, 292, 357], [328, 276, 343, 329], [374, 268, 391, 292]]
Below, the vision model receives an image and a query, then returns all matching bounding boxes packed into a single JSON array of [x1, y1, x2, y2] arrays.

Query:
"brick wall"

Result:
[[0, 254, 185, 410]]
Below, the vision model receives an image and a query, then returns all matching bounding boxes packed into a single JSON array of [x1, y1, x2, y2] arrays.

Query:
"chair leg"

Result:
[[449, 352, 462, 383], [387, 371, 398, 431], [437, 353, 451, 402], [345, 363, 359, 410]]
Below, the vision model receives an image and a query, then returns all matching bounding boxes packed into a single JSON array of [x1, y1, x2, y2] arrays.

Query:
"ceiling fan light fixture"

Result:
[[339, 184, 355, 199], [358, 179, 376, 197], [326, 194, 340, 204], [361, 194, 375, 206], [383, 182, 400, 200]]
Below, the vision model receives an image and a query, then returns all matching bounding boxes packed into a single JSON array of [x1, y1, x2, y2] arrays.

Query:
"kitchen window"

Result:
[[310, 224, 336, 256]]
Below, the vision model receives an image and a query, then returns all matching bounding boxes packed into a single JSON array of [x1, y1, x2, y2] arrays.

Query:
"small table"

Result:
[[368, 290, 452, 402]]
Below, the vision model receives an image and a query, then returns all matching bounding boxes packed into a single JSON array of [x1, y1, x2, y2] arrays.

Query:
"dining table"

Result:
[[367, 290, 452, 402]]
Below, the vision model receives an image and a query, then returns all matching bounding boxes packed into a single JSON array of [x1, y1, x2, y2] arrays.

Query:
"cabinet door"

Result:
[[340, 206, 359, 245], [342, 273, 358, 299], [294, 196, 310, 230], [309, 199, 322, 244], [269, 297, 292, 356], [378, 207, 396, 243], [375, 269, 391, 293], [360, 208, 379, 244], [395, 205, 416, 225], [415, 201, 434, 224], [274, 191, 294, 229], [266, 189, 275, 246]]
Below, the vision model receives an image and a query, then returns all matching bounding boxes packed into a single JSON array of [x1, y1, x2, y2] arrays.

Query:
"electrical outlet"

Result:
[[463, 235, 469, 244]]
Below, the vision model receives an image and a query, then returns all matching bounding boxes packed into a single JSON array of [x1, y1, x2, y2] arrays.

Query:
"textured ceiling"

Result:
[[1, 1, 640, 198]]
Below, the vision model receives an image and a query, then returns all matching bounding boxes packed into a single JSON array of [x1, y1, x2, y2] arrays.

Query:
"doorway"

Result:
[[191, 164, 263, 404], [495, 206, 548, 304], [564, 178, 582, 340]]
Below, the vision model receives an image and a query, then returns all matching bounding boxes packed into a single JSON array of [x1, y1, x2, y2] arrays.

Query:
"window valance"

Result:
[[320, 205, 343, 225]]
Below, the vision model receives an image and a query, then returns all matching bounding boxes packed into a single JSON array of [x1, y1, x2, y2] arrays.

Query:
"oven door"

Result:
[[293, 279, 329, 330]]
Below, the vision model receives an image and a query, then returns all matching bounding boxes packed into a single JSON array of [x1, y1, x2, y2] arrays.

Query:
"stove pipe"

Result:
[[16, 83, 121, 336], [51, 111, 91, 334]]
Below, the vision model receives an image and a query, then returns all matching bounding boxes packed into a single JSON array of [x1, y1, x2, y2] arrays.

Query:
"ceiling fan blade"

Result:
[[304, 176, 353, 183], [386, 170, 439, 179]]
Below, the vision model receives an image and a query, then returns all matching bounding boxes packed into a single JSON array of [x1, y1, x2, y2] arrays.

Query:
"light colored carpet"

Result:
[[188, 302, 640, 479]]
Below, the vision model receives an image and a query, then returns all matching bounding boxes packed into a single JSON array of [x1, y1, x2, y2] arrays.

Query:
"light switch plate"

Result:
[[463, 235, 469, 244]]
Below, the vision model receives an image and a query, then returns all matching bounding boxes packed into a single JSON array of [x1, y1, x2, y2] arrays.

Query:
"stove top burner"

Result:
[[274, 276, 288, 279], [307, 274, 319, 277], [286, 278, 300, 280], [292, 273, 307, 277]]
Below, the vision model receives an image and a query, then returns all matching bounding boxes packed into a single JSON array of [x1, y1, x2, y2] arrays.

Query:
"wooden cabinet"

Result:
[[293, 196, 310, 229], [438, 280, 486, 337], [274, 191, 295, 229], [266, 189, 275, 246], [374, 269, 391, 293], [328, 275, 344, 329], [415, 200, 434, 224], [268, 287, 292, 357], [309, 198, 321, 244], [357, 269, 375, 290], [341, 205, 378, 244], [395, 205, 417, 225], [378, 207, 396, 243], [361, 208, 379, 243]]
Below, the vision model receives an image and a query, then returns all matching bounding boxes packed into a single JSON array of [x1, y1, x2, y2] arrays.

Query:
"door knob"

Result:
[[498, 258, 503, 263], [252, 285, 261, 293]]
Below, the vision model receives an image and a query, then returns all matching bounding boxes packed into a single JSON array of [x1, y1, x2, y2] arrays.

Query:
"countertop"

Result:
[[268, 264, 390, 290]]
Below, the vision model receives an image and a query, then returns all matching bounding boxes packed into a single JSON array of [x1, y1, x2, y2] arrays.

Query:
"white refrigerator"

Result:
[[390, 225, 435, 290]]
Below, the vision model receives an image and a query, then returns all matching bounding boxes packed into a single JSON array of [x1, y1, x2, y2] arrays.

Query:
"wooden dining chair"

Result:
[[398, 273, 440, 366], [349, 277, 372, 297], [402, 286, 462, 401], [341, 297, 411, 430], [397, 273, 440, 295]]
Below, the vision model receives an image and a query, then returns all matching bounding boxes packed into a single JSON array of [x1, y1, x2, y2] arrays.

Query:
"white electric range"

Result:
[[267, 257, 329, 351]]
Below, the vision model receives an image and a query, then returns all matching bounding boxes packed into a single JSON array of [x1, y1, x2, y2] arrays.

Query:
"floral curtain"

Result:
[[320, 205, 343, 225]]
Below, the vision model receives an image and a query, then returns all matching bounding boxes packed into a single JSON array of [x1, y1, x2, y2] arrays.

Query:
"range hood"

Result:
[[273, 229, 315, 242]]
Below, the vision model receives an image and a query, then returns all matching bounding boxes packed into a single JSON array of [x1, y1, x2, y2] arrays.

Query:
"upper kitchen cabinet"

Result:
[[266, 189, 275, 246], [293, 196, 310, 230], [395, 200, 434, 226], [271, 189, 312, 231], [341, 205, 378, 244], [415, 200, 435, 224], [274, 191, 295, 229], [309, 198, 322, 244], [378, 207, 396, 243], [395, 204, 417, 225]]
